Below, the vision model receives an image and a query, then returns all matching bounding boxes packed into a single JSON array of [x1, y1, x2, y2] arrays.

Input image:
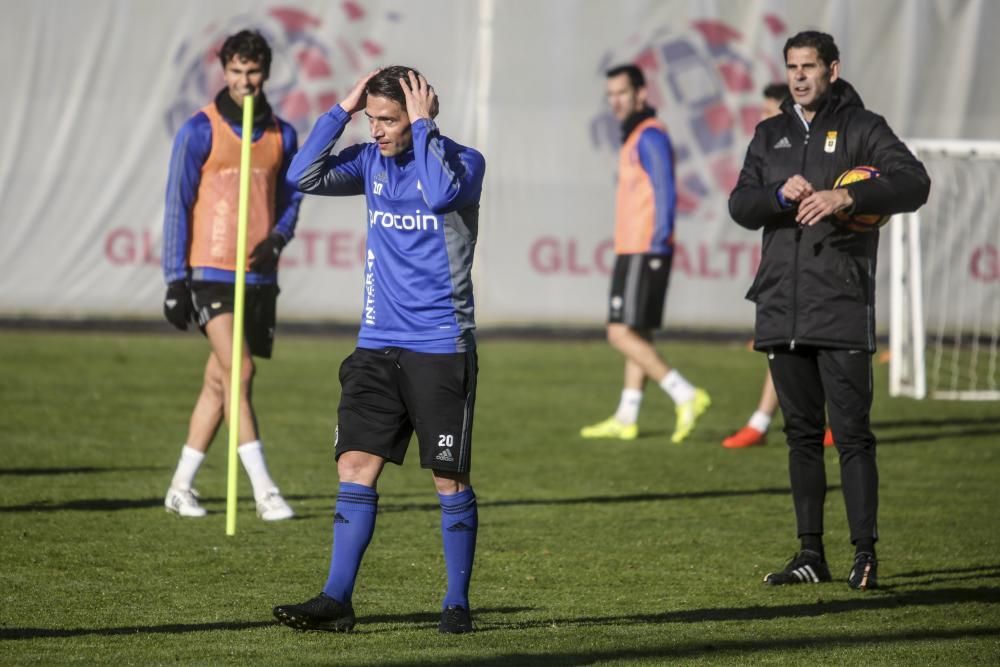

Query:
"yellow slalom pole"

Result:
[[226, 94, 254, 536]]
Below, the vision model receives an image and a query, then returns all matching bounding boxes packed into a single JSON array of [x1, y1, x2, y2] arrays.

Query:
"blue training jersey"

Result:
[[288, 105, 486, 353]]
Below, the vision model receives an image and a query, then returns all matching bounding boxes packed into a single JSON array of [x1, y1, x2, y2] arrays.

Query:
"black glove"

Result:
[[249, 232, 287, 273], [163, 280, 194, 330]]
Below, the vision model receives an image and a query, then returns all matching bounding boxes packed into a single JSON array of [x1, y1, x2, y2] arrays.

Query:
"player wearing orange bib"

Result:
[[161, 30, 302, 521], [580, 64, 710, 446]]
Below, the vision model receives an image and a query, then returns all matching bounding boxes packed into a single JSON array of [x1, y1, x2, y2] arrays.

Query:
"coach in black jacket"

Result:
[[729, 31, 930, 591]]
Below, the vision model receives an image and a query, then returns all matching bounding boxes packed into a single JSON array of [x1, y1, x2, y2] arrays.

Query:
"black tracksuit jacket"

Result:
[[729, 79, 931, 352]]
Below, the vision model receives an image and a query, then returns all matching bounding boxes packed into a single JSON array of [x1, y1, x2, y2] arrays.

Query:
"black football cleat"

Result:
[[438, 605, 473, 634], [763, 550, 832, 585], [848, 552, 878, 590], [273, 593, 356, 632]]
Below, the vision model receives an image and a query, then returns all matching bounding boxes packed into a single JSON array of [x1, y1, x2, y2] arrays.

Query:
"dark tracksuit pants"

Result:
[[768, 346, 879, 546]]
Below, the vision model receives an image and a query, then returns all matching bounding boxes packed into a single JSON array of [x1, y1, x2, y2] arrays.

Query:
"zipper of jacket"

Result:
[[790, 127, 810, 351], [866, 255, 875, 351]]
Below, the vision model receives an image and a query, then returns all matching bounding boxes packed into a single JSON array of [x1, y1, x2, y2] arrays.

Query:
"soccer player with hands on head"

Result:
[[161, 30, 301, 522], [273, 65, 485, 635]]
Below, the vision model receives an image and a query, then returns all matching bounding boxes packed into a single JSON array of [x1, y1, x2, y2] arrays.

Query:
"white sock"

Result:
[[659, 370, 696, 404], [171, 445, 205, 491], [614, 389, 644, 425], [748, 410, 772, 433], [238, 440, 278, 501]]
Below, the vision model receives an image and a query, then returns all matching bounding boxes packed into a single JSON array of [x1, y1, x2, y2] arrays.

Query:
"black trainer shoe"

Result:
[[848, 552, 878, 590], [439, 605, 473, 634], [273, 593, 356, 632], [763, 550, 833, 585]]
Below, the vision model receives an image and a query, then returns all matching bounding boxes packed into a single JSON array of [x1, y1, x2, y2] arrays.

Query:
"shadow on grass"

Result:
[[873, 416, 1000, 430], [0, 496, 317, 514], [346, 607, 535, 634], [464, 586, 1000, 633], [0, 466, 163, 476], [872, 415, 1000, 446], [0, 487, 811, 514], [705, 416, 1000, 448], [380, 487, 816, 514], [394, 626, 1000, 666], [883, 564, 1000, 588], [0, 620, 274, 640], [0, 497, 178, 514], [5, 589, 997, 661], [0, 498, 168, 513], [0, 607, 531, 641], [890, 564, 1000, 579], [879, 427, 1000, 446]]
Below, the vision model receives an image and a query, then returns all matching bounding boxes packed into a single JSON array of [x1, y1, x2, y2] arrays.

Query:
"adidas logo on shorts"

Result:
[[435, 449, 454, 463]]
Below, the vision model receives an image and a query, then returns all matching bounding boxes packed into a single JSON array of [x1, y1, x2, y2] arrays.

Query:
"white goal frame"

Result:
[[890, 139, 1000, 400]]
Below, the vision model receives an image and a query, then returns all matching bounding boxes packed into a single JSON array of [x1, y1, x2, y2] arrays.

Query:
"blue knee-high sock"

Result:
[[439, 488, 478, 609], [322, 482, 378, 604]]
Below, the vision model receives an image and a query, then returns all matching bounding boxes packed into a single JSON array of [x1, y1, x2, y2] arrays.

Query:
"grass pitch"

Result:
[[1, 330, 998, 665]]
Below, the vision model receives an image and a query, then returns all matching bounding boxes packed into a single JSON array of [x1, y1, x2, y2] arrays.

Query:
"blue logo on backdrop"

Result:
[[592, 16, 788, 220]]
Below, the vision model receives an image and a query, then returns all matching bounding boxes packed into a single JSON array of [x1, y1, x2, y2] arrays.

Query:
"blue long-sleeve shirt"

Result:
[[162, 110, 302, 285], [289, 105, 486, 353], [637, 127, 676, 254]]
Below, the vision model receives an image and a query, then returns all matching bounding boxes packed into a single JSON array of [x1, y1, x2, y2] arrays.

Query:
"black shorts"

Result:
[[608, 254, 672, 329], [191, 281, 279, 359], [335, 347, 478, 473]]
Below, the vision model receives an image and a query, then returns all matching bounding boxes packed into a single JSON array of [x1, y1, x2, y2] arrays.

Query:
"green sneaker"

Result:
[[580, 416, 638, 441], [671, 388, 711, 444]]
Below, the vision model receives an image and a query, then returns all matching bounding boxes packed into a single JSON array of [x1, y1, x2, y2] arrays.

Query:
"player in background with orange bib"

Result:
[[580, 64, 710, 445], [161, 30, 302, 521]]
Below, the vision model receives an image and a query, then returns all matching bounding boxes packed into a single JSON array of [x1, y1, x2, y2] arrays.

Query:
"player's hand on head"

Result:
[[399, 70, 438, 123], [339, 68, 381, 116], [249, 232, 287, 273], [163, 280, 194, 331], [780, 175, 815, 203], [796, 189, 854, 226]]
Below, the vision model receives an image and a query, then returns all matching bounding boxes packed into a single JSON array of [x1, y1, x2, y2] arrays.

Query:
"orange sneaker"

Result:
[[722, 426, 766, 449], [823, 428, 834, 447]]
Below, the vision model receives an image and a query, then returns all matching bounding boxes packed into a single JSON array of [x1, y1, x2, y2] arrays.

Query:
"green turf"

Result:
[[1, 330, 998, 665]]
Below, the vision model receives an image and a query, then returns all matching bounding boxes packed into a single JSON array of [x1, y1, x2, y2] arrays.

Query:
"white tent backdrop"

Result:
[[1, 0, 996, 328]]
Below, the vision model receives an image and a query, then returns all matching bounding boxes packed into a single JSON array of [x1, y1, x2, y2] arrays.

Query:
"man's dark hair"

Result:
[[763, 82, 790, 102], [605, 64, 645, 90], [218, 30, 272, 77], [366, 65, 426, 110], [783, 30, 840, 68]]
